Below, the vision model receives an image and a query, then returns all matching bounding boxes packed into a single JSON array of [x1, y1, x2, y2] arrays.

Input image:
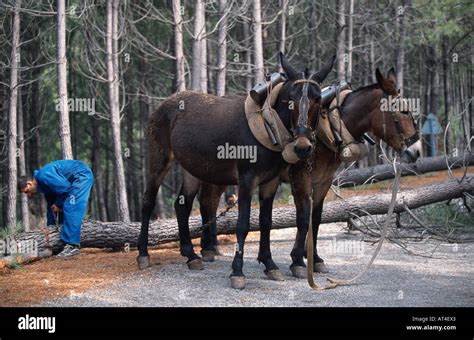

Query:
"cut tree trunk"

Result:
[[335, 154, 474, 187], [3, 178, 472, 259]]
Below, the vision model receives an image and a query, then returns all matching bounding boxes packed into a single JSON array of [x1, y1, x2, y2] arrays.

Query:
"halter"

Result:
[[383, 93, 419, 149], [290, 76, 321, 141]]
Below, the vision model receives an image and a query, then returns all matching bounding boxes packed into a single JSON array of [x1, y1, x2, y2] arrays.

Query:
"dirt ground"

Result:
[[0, 167, 472, 307]]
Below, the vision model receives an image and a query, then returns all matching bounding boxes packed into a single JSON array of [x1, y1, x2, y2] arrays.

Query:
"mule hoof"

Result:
[[137, 256, 151, 270], [230, 276, 247, 290], [264, 269, 285, 281], [290, 266, 307, 279], [187, 259, 204, 270], [314, 262, 329, 273], [201, 250, 216, 262]]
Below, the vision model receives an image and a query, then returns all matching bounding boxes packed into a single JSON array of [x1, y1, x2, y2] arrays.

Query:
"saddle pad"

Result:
[[245, 83, 291, 152]]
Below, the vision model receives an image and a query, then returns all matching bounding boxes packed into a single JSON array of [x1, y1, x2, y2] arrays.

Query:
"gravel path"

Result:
[[40, 223, 474, 307]]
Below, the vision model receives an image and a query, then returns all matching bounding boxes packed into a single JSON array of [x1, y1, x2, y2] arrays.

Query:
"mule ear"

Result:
[[375, 68, 384, 88], [280, 52, 299, 80], [387, 67, 397, 86], [311, 55, 336, 83]]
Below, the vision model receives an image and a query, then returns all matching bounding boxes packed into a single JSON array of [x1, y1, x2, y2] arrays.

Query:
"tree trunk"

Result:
[[126, 101, 138, 222], [56, 0, 73, 160], [6, 0, 21, 231], [91, 116, 107, 222], [107, 0, 130, 222], [243, 19, 252, 92], [278, 0, 288, 58], [336, 0, 346, 80], [346, 0, 353, 82], [191, 0, 205, 91], [442, 39, 452, 154], [428, 46, 439, 117], [216, 0, 228, 97], [200, 16, 208, 93], [335, 154, 474, 187], [4, 178, 472, 256], [252, 0, 265, 84], [17, 87, 29, 231], [172, 0, 186, 92], [396, 0, 406, 94]]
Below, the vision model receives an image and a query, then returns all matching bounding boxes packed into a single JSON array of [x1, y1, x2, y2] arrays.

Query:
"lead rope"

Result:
[[306, 161, 402, 290]]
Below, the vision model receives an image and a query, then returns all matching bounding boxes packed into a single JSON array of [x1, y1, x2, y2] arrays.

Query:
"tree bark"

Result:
[[346, 0, 354, 82], [243, 19, 252, 92], [4, 178, 472, 255], [278, 0, 288, 57], [252, 0, 265, 84], [107, 0, 130, 222], [396, 0, 409, 95], [335, 154, 474, 187], [91, 116, 107, 222], [442, 39, 452, 154], [428, 46, 440, 117], [200, 14, 208, 93], [126, 101, 139, 222], [17, 87, 29, 231], [336, 0, 346, 80], [191, 0, 205, 91], [6, 0, 21, 231], [56, 0, 73, 160], [216, 0, 228, 97], [172, 0, 186, 92]]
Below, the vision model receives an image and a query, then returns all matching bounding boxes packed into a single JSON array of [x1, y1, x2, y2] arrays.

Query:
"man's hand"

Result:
[[51, 204, 62, 213]]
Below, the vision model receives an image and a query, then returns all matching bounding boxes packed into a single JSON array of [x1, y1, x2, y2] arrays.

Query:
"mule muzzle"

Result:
[[401, 140, 422, 163], [293, 137, 313, 160]]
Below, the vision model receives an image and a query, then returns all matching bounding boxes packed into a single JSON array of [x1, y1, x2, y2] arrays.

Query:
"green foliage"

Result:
[[0, 222, 24, 239], [423, 199, 473, 227]]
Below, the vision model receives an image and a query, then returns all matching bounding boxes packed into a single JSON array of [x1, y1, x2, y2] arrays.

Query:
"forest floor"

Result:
[[0, 167, 472, 307]]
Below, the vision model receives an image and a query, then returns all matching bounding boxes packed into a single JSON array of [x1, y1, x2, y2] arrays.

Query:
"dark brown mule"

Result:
[[138, 53, 335, 289], [288, 67, 422, 277], [193, 67, 421, 279]]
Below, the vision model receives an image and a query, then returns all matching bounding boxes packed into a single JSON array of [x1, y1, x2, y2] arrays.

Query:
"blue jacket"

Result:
[[34, 160, 90, 209]]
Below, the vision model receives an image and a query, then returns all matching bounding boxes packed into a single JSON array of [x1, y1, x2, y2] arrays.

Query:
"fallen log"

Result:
[[335, 154, 474, 187], [1, 178, 472, 260]]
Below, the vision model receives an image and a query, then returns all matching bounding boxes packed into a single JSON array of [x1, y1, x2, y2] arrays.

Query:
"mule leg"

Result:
[[309, 200, 328, 273], [175, 170, 202, 269], [257, 177, 284, 281], [288, 162, 312, 279], [138, 133, 173, 269], [198, 183, 226, 262], [230, 173, 256, 289]]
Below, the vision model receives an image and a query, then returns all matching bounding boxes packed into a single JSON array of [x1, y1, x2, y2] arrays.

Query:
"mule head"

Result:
[[279, 53, 335, 160], [371, 67, 422, 163]]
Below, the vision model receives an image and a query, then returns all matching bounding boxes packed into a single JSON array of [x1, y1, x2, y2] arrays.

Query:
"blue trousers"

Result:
[[60, 168, 94, 246]]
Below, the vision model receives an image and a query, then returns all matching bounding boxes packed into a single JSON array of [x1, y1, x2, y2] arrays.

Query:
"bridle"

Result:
[[382, 93, 419, 150], [290, 76, 321, 142]]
